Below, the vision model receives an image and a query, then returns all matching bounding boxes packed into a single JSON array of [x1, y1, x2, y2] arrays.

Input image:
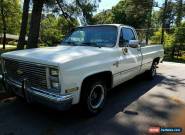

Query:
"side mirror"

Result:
[[139, 40, 147, 46], [128, 40, 140, 48]]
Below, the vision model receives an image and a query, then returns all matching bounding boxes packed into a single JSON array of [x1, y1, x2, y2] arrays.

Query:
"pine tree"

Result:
[[176, 0, 183, 26], [112, 0, 153, 28]]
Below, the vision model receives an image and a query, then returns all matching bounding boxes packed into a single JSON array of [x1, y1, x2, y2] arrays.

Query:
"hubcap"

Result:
[[89, 84, 105, 109]]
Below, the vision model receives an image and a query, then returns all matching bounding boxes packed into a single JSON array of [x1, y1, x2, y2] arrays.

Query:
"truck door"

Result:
[[118, 27, 142, 83]]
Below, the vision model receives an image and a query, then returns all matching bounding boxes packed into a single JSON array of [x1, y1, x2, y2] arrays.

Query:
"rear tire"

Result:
[[146, 62, 157, 80], [80, 80, 107, 116]]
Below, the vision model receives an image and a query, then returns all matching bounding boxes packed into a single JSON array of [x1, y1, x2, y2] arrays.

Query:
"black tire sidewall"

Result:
[[81, 80, 107, 116], [148, 64, 157, 79]]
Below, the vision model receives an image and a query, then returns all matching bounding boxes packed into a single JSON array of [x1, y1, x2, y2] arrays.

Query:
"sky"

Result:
[[97, 0, 120, 13], [97, 0, 165, 14]]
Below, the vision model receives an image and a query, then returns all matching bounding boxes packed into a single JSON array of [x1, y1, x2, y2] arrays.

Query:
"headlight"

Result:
[[50, 68, 59, 77], [48, 68, 60, 91], [51, 81, 60, 90]]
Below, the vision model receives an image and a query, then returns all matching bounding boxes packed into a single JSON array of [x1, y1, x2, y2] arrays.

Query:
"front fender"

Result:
[[60, 64, 112, 104]]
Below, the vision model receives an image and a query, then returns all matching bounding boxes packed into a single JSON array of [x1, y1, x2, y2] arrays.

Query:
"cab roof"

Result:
[[78, 24, 134, 29]]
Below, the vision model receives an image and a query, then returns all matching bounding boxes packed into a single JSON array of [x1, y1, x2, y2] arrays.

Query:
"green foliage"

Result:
[[159, 0, 176, 29], [40, 15, 63, 46], [170, 22, 185, 59], [112, 0, 153, 28], [174, 22, 185, 44], [151, 10, 161, 28], [111, 1, 126, 24], [175, 0, 183, 26], [150, 29, 175, 48], [44, 0, 100, 25], [93, 0, 185, 29], [164, 33, 175, 48], [94, 0, 154, 27], [150, 30, 162, 44], [75, 0, 100, 24], [158, 0, 185, 28], [40, 15, 78, 46], [58, 16, 78, 35], [0, 0, 21, 34], [93, 10, 113, 24]]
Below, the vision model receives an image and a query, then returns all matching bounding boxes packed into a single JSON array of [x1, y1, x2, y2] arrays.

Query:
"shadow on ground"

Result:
[[0, 72, 184, 135]]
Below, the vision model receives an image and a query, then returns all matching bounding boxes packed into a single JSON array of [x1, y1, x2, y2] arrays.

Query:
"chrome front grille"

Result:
[[4, 58, 47, 90]]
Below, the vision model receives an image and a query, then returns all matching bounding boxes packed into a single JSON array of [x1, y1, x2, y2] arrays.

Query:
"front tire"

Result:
[[80, 80, 107, 116]]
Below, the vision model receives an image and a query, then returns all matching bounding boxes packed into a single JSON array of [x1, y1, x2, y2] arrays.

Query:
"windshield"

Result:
[[61, 26, 118, 47]]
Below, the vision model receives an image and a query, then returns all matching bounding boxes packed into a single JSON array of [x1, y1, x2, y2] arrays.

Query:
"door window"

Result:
[[119, 28, 136, 47]]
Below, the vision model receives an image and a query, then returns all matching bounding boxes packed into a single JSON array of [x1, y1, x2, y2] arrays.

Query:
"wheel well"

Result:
[[153, 57, 160, 65], [81, 71, 113, 91]]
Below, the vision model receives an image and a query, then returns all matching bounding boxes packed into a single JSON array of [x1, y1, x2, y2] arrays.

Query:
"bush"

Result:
[[150, 31, 161, 44], [40, 15, 78, 47], [150, 29, 175, 49], [40, 16, 63, 46], [174, 22, 185, 45], [41, 28, 64, 46], [164, 33, 175, 49]]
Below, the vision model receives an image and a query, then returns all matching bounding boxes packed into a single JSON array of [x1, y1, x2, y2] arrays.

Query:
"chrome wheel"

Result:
[[89, 84, 105, 109], [80, 80, 107, 116]]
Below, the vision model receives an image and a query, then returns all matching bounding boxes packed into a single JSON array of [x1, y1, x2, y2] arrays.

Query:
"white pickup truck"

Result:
[[1, 24, 164, 115]]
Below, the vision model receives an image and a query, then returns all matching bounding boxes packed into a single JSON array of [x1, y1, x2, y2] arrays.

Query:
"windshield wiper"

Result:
[[81, 42, 101, 48]]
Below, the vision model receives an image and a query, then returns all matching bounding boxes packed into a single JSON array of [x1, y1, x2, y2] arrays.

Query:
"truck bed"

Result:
[[141, 45, 164, 64]]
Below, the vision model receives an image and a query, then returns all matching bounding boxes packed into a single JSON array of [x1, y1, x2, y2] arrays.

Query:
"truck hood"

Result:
[[2, 46, 111, 66]]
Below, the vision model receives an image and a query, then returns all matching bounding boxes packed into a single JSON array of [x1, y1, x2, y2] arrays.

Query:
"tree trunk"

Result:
[[146, 0, 153, 45], [0, 0, 6, 50], [27, 0, 44, 49], [56, 0, 74, 32], [171, 45, 175, 59], [17, 0, 30, 50], [161, 0, 168, 45]]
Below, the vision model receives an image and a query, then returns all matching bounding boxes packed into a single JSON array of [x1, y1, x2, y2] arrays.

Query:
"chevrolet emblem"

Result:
[[17, 69, 23, 75]]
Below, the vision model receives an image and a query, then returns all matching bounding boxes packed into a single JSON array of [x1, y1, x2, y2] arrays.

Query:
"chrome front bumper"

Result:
[[2, 75, 73, 110]]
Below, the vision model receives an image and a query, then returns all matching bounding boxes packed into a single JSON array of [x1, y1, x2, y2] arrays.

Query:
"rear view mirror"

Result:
[[128, 40, 140, 48]]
